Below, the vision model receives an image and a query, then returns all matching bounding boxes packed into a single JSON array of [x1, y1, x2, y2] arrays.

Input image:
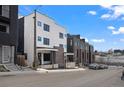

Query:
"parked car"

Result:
[[89, 63, 100, 70], [121, 70, 124, 80], [99, 64, 108, 69]]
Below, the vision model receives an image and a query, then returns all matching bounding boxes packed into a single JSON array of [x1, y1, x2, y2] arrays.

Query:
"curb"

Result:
[[0, 68, 86, 76]]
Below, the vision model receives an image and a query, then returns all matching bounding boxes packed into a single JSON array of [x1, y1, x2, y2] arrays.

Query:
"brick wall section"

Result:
[[54, 46, 65, 68]]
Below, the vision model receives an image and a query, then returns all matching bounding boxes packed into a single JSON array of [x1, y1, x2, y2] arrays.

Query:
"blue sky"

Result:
[[19, 5, 124, 51]]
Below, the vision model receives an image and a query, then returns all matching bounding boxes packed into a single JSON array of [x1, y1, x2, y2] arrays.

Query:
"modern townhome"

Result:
[[18, 12, 67, 69], [89, 44, 94, 64], [67, 34, 94, 67], [0, 5, 18, 64]]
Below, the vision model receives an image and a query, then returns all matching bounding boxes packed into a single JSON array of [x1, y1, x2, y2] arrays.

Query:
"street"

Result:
[[0, 66, 124, 87]]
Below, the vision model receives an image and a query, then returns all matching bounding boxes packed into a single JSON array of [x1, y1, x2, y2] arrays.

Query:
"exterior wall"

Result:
[[0, 6, 18, 46], [89, 45, 94, 63], [54, 46, 64, 68], [18, 12, 67, 66], [67, 35, 82, 66], [24, 14, 35, 66], [85, 43, 89, 64], [18, 17, 24, 53], [67, 34, 94, 67], [80, 39, 86, 66], [36, 12, 67, 52], [0, 5, 18, 64]]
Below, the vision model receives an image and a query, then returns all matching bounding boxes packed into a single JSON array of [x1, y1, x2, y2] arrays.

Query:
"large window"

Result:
[[59, 32, 64, 39], [59, 44, 63, 48], [43, 38, 50, 45], [0, 23, 9, 33], [43, 24, 50, 32], [44, 53, 50, 61], [0, 25, 7, 33]]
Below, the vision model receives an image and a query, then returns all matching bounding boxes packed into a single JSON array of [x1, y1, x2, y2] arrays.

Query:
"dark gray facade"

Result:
[[0, 5, 18, 46], [67, 34, 94, 67], [0, 5, 18, 64], [18, 17, 24, 53]]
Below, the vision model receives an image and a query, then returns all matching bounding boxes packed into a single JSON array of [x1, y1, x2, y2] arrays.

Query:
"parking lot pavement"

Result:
[[0, 66, 124, 87]]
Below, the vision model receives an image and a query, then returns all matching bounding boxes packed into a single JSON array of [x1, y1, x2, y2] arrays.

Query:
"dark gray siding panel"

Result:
[[0, 5, 18, 46], [17, 17, 24, 53]]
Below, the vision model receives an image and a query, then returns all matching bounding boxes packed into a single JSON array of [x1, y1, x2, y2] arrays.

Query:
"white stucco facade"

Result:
[[23, 12, 67, 66]]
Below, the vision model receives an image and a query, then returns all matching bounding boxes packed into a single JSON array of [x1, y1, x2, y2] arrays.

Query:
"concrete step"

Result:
[[4, 63, 20, 71], [4, 63, 33, 71]]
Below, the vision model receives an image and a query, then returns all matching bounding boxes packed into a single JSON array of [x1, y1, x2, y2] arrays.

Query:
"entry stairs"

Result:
[[4, 63, 33, 71]]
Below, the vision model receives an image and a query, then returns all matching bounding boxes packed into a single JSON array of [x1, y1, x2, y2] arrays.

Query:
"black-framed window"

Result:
[[43, 24, 50, 32], [44, 53, 50, 61], [59, 32, 64, 39], [38, 36, 42, 41], [43, 38, 50, 45], [59, 44, 63, 48], [0, 25, 7, 33], [0, 5, 2, 15]]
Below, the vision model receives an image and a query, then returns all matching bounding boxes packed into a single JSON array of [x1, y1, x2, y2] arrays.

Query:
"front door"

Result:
[[2, 46, 11, 63]]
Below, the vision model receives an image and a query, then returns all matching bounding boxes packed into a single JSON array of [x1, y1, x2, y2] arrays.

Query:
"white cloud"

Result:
[[100, 5, 112, 9], [120, 39, 124, 42], [111, 27, 124, 35], [85, 38, 89, 42], [101, 14, 111, 19], [107, 26, 115, 30], [112, 30, 120, 35], [101, 5, 124, 20], [87, 11, 97, 15], [91, 39, 105, 43], [112, 27, 124, 35]]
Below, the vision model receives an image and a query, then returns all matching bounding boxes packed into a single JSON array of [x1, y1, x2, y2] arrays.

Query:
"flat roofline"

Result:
[[19, 11, 67, 30]]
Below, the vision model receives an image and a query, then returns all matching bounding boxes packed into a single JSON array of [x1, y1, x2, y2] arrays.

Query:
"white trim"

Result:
[[65, 53, 74, 56], [37, 48, 58, 52]]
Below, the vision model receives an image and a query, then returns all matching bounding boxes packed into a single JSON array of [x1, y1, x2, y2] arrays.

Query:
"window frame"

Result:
[[43, 37, 50, 45], [43, 23, 50, 32], [38, 36, 42, 41], [0, 23, 9, 33], [59, 32, 64, 39]]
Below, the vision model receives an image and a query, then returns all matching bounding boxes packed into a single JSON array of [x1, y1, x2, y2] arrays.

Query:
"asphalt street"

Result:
[[0, 66, 124, 87]]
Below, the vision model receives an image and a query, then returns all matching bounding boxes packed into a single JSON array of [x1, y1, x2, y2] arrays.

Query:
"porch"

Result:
[[37, 48, 59, 69]]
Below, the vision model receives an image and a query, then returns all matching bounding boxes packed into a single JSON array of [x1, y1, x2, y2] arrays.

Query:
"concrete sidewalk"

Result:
[[37, 68, 86, 73], [0, 68, 86, 76]]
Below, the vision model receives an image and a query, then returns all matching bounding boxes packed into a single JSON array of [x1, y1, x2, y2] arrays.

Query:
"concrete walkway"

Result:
[[0, 68, 86, 76]]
